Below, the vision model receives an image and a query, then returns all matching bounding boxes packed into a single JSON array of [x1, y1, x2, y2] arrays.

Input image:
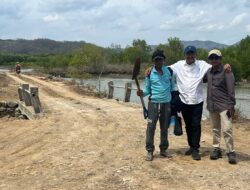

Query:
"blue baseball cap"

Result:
[[184, 46, 197, 54]]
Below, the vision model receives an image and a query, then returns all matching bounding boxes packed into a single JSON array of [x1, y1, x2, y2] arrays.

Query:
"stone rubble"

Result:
[[0, 101, 27, 119]]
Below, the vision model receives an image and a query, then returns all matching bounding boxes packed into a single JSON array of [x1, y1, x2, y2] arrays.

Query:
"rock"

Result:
[[87, 172, 95, 177], [15, 113, 21, 117], [46, 75, 53, 80], [120, 157, 130, 161], [15, 109, 21, 114], [7, 101, 18, 108], [0, 107, 7, 112], [0, 101, 7, 107], [14, 110, 22, 117], [18, 115, 28, 120], [6, 108, 15, 113], [0, 102, 22, 118]]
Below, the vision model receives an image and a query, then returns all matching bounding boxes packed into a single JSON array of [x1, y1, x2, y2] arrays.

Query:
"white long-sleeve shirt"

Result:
[[170, 60, 212, 105]]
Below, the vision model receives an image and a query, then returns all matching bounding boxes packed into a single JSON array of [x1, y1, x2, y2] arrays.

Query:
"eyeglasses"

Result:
[[208, 56, 221, 60]]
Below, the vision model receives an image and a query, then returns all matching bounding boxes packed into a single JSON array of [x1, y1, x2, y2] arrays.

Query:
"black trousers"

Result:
[[181, 101, 203, 151]]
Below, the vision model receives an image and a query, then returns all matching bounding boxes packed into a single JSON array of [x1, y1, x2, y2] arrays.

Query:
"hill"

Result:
[[0, 39, 229, 55], [182, 40, 228, 50], [0, 39, 87, 54], [150, 40, 229, 51]]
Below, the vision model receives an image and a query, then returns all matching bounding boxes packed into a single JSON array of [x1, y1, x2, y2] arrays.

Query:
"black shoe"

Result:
[[192, 150, 201, 160], [146, 152, 153, 161], [160, 150, 168, 157], [210, 148, 222, 160], [185, 148, 193, 156], [227, 152, 237, 164]]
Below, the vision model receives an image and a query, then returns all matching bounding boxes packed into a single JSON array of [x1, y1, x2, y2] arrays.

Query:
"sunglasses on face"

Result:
[[208, 55, 221, 60]]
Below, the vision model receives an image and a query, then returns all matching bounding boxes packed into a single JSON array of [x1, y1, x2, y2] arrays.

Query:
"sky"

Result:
[[0, 0, 250, 47]]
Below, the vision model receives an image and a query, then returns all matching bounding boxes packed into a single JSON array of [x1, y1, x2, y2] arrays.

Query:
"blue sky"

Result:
[[0, 0, 250, 47]]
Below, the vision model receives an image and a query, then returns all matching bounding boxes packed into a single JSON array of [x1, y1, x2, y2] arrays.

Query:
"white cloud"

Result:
[[0, 0, 250, 46], [42, 14, 61, 22], [160, 9, 207, 30], [197, 24, 225, 31], [230, 13, 247, 26]]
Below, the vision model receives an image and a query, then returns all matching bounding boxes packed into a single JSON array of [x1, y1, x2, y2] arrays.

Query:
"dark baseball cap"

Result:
[[184, 46, 197, 54], [152, 49, 166, 61]]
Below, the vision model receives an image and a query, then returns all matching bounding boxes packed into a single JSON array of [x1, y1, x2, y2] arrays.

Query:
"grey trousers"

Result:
[[210, 110, 235, 153], [146, 101, 171, 152]]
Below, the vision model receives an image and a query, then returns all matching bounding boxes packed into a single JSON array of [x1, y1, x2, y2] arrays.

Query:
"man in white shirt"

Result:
[[170, 46, 211, 160]]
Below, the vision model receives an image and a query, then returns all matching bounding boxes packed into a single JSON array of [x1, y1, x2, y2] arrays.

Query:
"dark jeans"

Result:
[[146, 102, 171, 152], [181, 101, 203, 151]]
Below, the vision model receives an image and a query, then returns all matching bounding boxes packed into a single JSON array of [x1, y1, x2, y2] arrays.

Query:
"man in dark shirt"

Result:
[[205, 49, 237, 164]]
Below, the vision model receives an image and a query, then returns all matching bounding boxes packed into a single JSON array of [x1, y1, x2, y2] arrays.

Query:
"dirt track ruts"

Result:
[[0, 73, 249, 190]]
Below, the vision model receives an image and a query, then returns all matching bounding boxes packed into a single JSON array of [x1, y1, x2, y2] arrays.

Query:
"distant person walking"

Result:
[[15, 63, 21, 74], [137, 49, 175, 161], [204, 49, 237, 164]]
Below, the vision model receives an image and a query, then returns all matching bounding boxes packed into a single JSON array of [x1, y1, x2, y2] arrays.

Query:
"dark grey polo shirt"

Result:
[[204, 64, 236, 112]]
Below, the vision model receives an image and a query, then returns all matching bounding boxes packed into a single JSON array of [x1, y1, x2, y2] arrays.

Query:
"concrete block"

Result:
[[18, 87, 23, 101], [23, 89, 32, 106]]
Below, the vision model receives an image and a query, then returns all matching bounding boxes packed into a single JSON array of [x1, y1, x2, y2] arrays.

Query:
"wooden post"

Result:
[[80, 79, 84, 86], [108, 81, 114, 99], [124, 82, 132, 102], [30, 87, 42, 113]]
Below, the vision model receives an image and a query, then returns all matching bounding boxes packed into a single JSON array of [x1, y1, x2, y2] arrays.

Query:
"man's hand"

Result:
[[227, 108, 235, 119], [145, 66, 153, 77], [137, 90, 143, 97], [224, 64, 231, 73]]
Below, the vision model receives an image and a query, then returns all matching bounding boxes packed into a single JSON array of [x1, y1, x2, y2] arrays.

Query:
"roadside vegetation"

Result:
[[0, 36, 250, 81]]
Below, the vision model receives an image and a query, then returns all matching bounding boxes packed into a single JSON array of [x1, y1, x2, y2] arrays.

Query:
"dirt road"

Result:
[[0, 73, 250, 190]]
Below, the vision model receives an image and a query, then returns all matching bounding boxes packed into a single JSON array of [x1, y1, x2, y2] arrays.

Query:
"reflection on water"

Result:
[[75, 77, 250, 119]]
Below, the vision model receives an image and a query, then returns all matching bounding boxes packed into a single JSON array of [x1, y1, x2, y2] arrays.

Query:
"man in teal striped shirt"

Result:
[[137, 49, 176, 161]]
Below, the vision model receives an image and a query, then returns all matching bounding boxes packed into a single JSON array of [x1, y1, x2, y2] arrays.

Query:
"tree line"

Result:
[[0, 36, 249, 81]]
